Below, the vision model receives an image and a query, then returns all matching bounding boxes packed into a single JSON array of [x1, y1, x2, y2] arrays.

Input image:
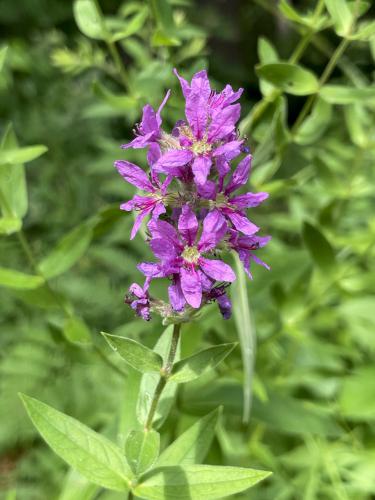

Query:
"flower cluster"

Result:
[[116, 70, 270, 323]]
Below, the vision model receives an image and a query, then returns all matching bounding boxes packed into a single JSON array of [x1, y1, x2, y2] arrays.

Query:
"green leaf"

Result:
[[256, 63, 319, 95], [302, 222, 335, 272], [64, 316, 92, 345], [92, 81, 138, 110], [350, 20, 375, 40], [73, 0, 107, 40], [320, 85, 375, 104], [134, 464, 271, 499], [110, 7, 149, 42], [137, 326, 180, 428], [0, 145, 47, 165], [58, 469, 99, 500], [344, 104, 369, 147], [0, 124, 28, 219], [294, 98, 332, 145], [102, 333, 163, 373], [151, 29, 181, 47], [232, 254, 256, 424], [125, 429, 160, 475], [0, 45, 8, 72], [150, 0, 180, 47], [324, 0, 353, 36], [170, 343, 236, 383], [279, 0, 328, 30], [156, 408, 221, 467], [38, 219, 95, 279], [339, 366, 375, 420], [258, 37, 278, 97], [19, 394, 131, 491], [0, 267, 44, 290], [0, 217, 22, 235]]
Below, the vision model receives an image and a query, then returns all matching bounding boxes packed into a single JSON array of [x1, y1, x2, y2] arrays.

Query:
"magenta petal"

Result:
[[121, 132, 155, 150], [180, 267, 202, 308], [148, 219, 182, 250], [198, 209, 227, 252], [169, 278, 186, 311], [140, 104, 159, 134], [178, 204, 198, 245], [137, 262, 165, 277], [130, 207, 153, 239], [208, 104, 241, 142], [120, 199, 136, 211], [197, 180, 216, 200], [213, 140, 243, 160], [231, 192, 269, 209], [238, 249, 252, 278], [226, 211, 259, 236], [192, 155, 212, 185], [156, 89, 171, 126], [150, 238, 178, 260], [147, 143, 161, 166], [225, 154, 252, 195], [115, 160, 154, 192], [190, 70, 211, 99], [186, 93, 209, 139], [199, 257, 236, 282], [174, 68, 190, 98], [217, 292, 232, 319], [153, 149, 193, 174]]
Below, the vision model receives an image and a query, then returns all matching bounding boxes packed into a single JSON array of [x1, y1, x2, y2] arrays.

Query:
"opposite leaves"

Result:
[[19, 394, 131, 492]]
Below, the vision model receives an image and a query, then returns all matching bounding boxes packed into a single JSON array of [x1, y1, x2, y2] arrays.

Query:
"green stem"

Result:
[[240, 0, 325, 133], [92, 0, 131, 92], [291, 37, 350, 135], [144, 323, 181, 430]]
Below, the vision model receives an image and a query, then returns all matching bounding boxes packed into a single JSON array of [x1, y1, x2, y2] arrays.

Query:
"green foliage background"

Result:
[[1, 0, 375, 498]]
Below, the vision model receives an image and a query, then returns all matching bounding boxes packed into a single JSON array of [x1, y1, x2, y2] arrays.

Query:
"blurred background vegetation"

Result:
[[1, 0, 375, 498]]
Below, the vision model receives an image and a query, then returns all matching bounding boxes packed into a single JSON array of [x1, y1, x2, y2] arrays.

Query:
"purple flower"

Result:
[[138, 205, 236, 310], [153, 70, 243, 186], [229, 230, 271, 278], [125, 279, 151, 321], [214, 155, 269, 236], [121, 91, 170, 151], [115, 160, 171, 239]]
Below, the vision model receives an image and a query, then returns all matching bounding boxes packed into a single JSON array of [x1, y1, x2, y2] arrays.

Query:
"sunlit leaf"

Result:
[[134, 464, 271, 499], [102, 333, 163, 373], [324, 0, 353, 36], [0, 217, 21, 235], [170, 344, 236, 383], [320, 85, 375, 104], [20, 394, 131, 491], [294, 98, 332, 145], [156, 408, 221, 467]]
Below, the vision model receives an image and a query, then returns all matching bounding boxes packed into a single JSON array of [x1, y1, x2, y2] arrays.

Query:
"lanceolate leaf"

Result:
[[256, 63, 319, 95], [38, 219, 96, 279], [0, 267, 44, 290], [170, 343, 236, 383], [294, 98, 332, 145], [156, 408, 221, 467], [125, 429, 160, 475], [102, 333, 163, 373], [320, 85, 375, 104], [324, 0, 353, 36], [232, 254, 256, 424], [0, 217, 22, 235], [0, 145, 48, 165], [0, 124, 28, 219], [134, 465, 271, 500], [20, 394, 131, 491], [302, 222, 335, 272]]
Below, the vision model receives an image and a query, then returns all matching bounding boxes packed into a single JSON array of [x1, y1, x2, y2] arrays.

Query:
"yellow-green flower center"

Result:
[[182, 245, 201, 264], [191, 139, 212, 155]]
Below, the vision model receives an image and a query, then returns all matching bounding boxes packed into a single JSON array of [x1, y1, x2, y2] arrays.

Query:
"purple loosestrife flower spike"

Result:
[[115, 69, 270, 322]]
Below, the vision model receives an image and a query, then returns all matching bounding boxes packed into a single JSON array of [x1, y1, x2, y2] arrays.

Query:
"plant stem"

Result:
[[291, 37, 350, 135], [145, 323, 181, 431]]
